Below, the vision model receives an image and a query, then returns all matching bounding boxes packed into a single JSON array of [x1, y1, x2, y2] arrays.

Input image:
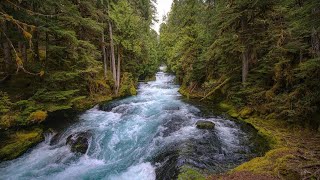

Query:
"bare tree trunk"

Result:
[[109, 21, 117, 93], [101, 31, 108, 78], [241, 16, 249, 85], [116, 46, 121, 95], [242, 49, 249, 84], [106, 47, 112, 71]]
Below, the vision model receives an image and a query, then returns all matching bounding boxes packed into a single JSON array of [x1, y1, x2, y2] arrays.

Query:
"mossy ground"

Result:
[[178, 166, 206, 180], [0, 128, 43, 161], [210, 102, 320, 180], [178, 87, 320, 179]]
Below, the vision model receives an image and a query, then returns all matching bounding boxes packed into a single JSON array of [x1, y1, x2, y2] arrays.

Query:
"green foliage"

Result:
[[118, 72, 137, 97], [160, 0, 320, 126], [0, 0, 159, 129], [0, 92, 13, 114]]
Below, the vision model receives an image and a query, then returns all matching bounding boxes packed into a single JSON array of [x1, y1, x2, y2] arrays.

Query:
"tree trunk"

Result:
[[2, 22, 11, 72], [22, 43, 27, 62], [33, 28, 40, 61], [311, 27, 320, 57], [18, 42, 22, 55], [242, 49, 249, 84], [116, 46, 121, 95], [241, 16, 249, 85], [3, 42, 11, 71], [109, 21, 117, 91], [45, 31, 49, 63], [101, 31, 108, 78]]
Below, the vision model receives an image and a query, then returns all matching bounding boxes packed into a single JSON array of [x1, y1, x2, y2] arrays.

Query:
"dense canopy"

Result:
[[160, 0, 320, 127]]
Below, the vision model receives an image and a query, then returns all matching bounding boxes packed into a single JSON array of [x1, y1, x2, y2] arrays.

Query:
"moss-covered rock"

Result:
[[234, 147, 298, 177], [196, 120, 215, 129], [0, 128, 43, 161], [66, 131, 91, 154], [178, 166, 206, 180]]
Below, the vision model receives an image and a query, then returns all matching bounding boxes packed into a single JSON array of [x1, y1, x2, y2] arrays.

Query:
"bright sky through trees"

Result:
[[152, 0, 173, 33]]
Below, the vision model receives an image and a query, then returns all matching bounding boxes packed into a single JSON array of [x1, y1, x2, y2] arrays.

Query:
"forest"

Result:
[[160, 0, 320, 127], [0, 0, 160, 129], [1, 0, 320, 179]]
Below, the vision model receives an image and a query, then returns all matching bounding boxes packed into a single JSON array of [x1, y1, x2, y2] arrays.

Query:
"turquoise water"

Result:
[[0, 67, 263, 179]]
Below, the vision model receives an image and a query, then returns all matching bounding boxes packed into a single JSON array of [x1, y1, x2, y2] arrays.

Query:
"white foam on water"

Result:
[[109, 162, 156, 180], [0, 65, 254, 179]]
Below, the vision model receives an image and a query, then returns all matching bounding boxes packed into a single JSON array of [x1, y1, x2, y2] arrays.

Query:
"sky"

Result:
[[152, 0, 173, 34]]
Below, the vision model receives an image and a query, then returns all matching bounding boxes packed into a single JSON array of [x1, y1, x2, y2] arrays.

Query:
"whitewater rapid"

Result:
[[0, 66, 264, 180]]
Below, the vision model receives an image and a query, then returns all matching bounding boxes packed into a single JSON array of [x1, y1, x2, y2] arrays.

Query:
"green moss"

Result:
[[239, 107, 254, 119], [178, 86, 203, 99], [218, 102, 233, 111], [219, 102, 279, 148], [144, 75, 156, 82], [0, 128, 43, 161], [75, 95, 112, 111], [196, 120, 215, 129], [234, 148, 297, 176], [218, 102, 240, 118], [178, 166, 206, 180]]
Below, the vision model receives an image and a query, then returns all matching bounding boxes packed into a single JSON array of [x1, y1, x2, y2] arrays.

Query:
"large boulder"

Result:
[[66, 131, 91, 154], [196, 120, 215, 129]]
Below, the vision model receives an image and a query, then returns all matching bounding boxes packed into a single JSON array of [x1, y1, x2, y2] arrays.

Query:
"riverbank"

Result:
[[179, 89, 320, 179], [0, 87, 136, 162]]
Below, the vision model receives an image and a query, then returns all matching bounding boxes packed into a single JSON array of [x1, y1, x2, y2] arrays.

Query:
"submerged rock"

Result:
[[66, 131, 91, 154], [196, 120, 215, 129]]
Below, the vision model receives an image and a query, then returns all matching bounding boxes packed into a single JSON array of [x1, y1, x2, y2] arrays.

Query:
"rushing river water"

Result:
[[0, 66, 266, 180]]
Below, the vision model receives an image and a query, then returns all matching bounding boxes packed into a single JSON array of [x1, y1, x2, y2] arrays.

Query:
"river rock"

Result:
[[66, 131, 91, 154], [196, 120, 215, 129]]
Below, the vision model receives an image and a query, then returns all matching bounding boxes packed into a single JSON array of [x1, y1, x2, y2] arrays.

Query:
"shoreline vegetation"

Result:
[[0, 0, 159, 162], [0, 74, 155, 162], [179, 89, 320, 180], [1, 0, 320, 179], [0, 88, 137, 162], [160, 0, 320, 179]]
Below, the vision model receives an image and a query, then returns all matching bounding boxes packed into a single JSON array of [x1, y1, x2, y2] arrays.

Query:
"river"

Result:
[[0, 66, 266, 179]]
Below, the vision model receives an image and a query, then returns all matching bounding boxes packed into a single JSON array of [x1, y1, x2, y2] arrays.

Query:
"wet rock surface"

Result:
[[66, 131, 91, 154], [196, 120, 215, 129]]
